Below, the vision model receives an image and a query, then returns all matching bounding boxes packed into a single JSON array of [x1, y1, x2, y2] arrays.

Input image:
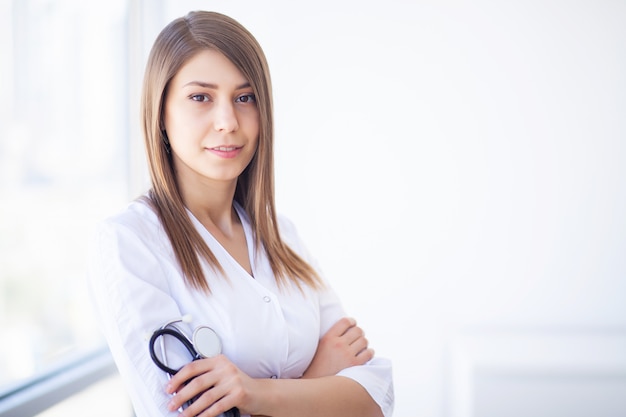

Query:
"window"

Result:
[[0, 0, 131, 392]]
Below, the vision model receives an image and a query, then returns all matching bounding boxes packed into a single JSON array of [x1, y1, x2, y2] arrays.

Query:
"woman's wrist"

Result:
[[248, 377, 280, 417]]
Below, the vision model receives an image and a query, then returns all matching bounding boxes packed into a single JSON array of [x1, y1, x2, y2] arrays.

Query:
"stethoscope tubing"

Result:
[[149, 327, 199, 375], [148, 320, 241, 417]]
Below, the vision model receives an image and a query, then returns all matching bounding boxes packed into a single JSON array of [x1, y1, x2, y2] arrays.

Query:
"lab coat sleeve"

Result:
[[318, 283, 395, 417], [87, 215, 187, 417], [277, 215, 395, 417]]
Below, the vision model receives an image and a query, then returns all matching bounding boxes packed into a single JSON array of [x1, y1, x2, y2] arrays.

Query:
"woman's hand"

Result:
[[302, 317, 374, 379], [165, 354, 259, 417], [165, 317, 375, 415]]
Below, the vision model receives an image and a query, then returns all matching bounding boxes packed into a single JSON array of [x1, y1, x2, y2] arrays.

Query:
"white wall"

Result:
[[156, 1, 626, 416]]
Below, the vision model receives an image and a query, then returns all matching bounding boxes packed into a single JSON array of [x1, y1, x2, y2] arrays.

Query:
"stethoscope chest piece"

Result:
[[193, 326, 222, 358]]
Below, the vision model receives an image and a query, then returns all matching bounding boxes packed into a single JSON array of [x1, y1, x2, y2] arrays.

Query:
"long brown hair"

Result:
[[140, 11, 321, 292]]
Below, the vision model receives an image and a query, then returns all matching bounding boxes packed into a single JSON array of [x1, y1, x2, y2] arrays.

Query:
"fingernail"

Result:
[[167, 399, 176, 411]]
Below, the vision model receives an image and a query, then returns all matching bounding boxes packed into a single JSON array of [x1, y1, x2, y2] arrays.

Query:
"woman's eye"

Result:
[[190, 94, 210, 102], [236, 94, 256, 104]]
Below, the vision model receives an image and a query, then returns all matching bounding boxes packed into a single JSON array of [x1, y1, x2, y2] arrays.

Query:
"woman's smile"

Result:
[[206, 145, 244, 159]]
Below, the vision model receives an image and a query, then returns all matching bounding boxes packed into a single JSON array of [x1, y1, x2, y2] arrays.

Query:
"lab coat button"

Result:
[[263, 296, 271, 303]]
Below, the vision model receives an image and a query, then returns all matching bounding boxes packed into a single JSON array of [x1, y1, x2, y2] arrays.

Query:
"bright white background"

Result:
[[152, 1, 626, 416], [7, 1, 622, 416]]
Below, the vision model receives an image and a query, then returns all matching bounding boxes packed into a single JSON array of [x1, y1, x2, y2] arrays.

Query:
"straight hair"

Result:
[[141, 11, 322, 292]]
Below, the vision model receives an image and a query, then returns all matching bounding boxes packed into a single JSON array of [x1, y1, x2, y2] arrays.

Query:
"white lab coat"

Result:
[[87, 198, 394, 417]]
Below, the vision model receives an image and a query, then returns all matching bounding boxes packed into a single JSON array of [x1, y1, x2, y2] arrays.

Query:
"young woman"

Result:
[[88, 10, 393, 417]]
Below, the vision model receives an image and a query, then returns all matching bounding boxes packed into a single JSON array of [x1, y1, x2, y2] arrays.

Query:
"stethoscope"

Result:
[[148, 315, 240, 417]]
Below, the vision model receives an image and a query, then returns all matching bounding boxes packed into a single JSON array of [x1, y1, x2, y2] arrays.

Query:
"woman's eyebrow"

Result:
[[182, 81, 251, 90]]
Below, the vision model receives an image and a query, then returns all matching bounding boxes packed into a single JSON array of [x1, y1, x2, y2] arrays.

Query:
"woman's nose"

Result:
[[213, 101, 239, 132]]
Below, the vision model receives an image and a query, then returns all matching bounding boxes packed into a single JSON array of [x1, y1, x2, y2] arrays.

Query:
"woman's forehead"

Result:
[[171, 49, 249, 90]]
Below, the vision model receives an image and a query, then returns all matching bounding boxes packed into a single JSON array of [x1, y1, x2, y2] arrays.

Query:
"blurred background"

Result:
[[1, 0, 625, 416]]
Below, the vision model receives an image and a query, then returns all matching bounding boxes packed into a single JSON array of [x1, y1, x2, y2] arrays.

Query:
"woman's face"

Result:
[[163, 49, 259, 190]]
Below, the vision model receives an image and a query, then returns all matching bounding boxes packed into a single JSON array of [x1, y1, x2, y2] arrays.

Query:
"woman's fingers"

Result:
[[166, 355, 238, 414], [326, 316, 357, 337], [180, 381, 234, 417], [302, 317, 374, 378], [342, 323, 365, 346], [356, 347, 375, 364], [348, 333, 369, 355], [166, 356, 216, 396]]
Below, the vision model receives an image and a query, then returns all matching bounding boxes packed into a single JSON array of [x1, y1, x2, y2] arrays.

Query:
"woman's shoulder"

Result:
[[275, 212, 311, 257], [275, 212, 299, 241], [275, 212, 296, 234], [95, 196, 166, 248], [103, 197, 157, 226]]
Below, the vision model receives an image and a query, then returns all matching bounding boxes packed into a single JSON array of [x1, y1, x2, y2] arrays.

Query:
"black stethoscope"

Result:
[[148, 315, 240, 417]]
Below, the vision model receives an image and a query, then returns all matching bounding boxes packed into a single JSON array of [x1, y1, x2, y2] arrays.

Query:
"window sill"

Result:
[[0, 347, 118, 417]]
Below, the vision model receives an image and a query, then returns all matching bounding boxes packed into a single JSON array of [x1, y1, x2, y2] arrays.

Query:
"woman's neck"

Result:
[[178, 178, 240, 237]]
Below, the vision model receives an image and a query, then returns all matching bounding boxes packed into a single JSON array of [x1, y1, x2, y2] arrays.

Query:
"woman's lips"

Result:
[[206, 146, 242, 159]]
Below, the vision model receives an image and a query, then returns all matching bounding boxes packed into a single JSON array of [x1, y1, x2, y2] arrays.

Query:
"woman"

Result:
[[88, 10, 393, 417]]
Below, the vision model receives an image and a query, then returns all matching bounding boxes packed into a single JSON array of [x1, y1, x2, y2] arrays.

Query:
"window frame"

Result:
[[0, 347, 118, 417], [0, 1, 160, 415]]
